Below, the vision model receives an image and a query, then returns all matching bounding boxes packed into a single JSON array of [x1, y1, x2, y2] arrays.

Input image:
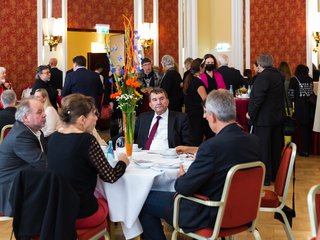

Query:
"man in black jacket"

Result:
[[0, 89, 16, 130], [217, 54, 247, 91], [247, 53, 284, 185], [139, 90, 261, 239], [31, 65, 59, 109]]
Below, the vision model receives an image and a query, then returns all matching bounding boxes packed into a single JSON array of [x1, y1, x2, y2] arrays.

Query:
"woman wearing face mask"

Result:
[[200, 54, 226, 93], [0, 67, 13, 109]]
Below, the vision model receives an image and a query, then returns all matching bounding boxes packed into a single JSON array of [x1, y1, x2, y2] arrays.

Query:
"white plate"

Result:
[[161, 153, 179, 158], [132, 160, 154, 168], [155, 163, 181, 169]]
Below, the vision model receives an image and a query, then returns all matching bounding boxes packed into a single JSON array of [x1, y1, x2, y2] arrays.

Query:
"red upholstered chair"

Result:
[[171, 161, 265, 240], [0, 124, 13, 144], [76, 219, 110, 240], [308, 184, 320, 238], [260, 142, 297, 240]]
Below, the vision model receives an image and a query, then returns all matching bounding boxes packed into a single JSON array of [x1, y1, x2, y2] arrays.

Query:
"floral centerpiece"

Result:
[[110, 15, 142, 156]]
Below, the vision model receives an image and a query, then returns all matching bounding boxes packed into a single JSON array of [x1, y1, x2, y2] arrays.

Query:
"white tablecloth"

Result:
[[95, 151, 192, 239]]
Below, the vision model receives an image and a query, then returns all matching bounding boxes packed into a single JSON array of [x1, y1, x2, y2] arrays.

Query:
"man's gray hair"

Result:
[[217, 54, 229, 66], [257, 53, 274, 68], [15, 97, 36, 122], [205, 89, 236, 122], [161, 55, 175, 69], [0, 66, 6, 74], [1, 90, 16, 108]]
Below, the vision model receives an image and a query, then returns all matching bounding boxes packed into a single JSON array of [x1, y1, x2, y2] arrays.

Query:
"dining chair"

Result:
[[308, 184, 320, 237], [0, 124, 13, 144], [171, 161, 265, 240], [76, 219, 110, 240], [260, 142, 297, 240]]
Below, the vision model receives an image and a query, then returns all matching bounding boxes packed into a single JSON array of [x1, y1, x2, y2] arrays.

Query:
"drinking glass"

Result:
[[115, 136, 126, 157]]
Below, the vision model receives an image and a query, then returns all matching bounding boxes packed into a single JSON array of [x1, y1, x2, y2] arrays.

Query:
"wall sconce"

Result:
[[139, 23, 155, 52], [312, 31, 320, 53], [42, 18, 63, 51], [140, 38, 154, 51]]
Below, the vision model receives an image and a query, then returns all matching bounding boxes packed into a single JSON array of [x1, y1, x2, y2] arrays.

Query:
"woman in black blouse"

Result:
[[183, 58, 207, 145], [288, 64, 315, 157], [47, 93, 129, 228]]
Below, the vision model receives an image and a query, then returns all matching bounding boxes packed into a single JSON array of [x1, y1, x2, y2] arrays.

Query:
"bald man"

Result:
[[49, 58, 63, 90]]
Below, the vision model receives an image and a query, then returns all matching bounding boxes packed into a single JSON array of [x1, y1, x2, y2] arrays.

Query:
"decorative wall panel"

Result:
[[250, 0, 306, 71], [158, 0, 179, 68], [68, 0, 134, 30], [0, 0, 38, 97]]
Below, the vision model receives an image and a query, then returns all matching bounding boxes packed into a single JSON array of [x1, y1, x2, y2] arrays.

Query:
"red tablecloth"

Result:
[[235, 98, 250, 132]]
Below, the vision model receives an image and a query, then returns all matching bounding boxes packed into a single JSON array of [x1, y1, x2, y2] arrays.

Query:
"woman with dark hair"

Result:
[[200, 53, 226, 93], [183, 58, 207, 145], [47, 93, 129, 228], [288, 64, 314, 157]]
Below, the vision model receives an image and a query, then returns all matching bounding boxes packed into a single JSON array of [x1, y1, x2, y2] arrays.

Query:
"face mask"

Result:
[[205, 64, 214, 71]]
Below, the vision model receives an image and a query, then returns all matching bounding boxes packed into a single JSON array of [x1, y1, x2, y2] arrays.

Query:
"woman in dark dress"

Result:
[[288, 64, 315, 157], [160, 54, 183, 112], [47, 93, 129, 228], [183, 58, 207, 145]]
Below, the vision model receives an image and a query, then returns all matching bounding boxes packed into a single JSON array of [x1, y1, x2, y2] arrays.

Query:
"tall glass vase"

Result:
[[122, 111, 135, 157]]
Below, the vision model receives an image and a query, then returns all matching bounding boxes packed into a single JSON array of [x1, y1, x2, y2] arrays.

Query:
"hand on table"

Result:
[[176, 146, 198, 156], [118, 153, 129, 166]]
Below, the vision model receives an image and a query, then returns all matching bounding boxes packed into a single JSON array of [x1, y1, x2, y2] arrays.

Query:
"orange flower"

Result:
[[110, 90, 122, 99], [126, 78, 140, 88], [134, 89, 143, 99]]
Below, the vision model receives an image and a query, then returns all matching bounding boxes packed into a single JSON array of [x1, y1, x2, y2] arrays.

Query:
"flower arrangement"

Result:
[[110, 15, 142, 156], [110, 15, 142, 112]]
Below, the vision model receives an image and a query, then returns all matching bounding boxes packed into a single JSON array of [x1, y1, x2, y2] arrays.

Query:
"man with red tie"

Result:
[[135, 88, 193, 150]]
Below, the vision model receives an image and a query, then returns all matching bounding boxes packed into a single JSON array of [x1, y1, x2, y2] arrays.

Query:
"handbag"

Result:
[[283, 89, 296, 136], [100, 93, 112, 121], [294, 75, 317, 107]]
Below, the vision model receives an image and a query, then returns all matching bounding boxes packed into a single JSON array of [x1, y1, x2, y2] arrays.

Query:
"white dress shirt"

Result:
[[149, 109, 169, 151]]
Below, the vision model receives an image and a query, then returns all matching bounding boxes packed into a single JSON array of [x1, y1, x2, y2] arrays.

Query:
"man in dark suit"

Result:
[[217, 54, 247, 91], [48, 58, 63, 90], [0, 89, 16, 130], [62, 55, 104, 110], [0, 98, 47, 216], [139, 90, 261, 239], [31, 65, 59, 110], [247, 53, 284, 186], [135, 88, 193, 150]]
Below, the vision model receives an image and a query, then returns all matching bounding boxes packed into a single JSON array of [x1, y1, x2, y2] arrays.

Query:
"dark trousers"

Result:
[[300, 123, 312, 153], [139, 191, 175, 240], [187, 111, 205, 146], [254, 125, 282, 183]]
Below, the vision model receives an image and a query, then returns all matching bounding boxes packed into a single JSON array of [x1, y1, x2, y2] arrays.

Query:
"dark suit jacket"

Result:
[[0, 121, 47, 216], [248, 67, 284, 126], [0, 107, 16, 130], [217, 65, 246, 90], [31, 79, 58, 109], [135, 110, 193, 149], [50, 67, 63, 90], [174, 123, 261, 232], [62, 68, 104, 109], [160, 69, 183, 111]]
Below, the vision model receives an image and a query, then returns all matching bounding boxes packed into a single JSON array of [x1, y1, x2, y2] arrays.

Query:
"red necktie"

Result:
[[144, 116, 161, 150]]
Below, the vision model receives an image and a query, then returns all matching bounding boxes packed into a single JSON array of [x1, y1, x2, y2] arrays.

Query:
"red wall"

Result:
[[250, 0, 306, 71], [67, 0, 133, 30], [0, 0, 38, 97], [158, 0, 179, 68]]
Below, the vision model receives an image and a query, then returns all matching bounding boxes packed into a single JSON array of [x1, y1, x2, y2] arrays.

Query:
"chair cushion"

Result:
[[194, 224, 250, 238], [260, 190, 280, 208], [77, 220, 107, 240]]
